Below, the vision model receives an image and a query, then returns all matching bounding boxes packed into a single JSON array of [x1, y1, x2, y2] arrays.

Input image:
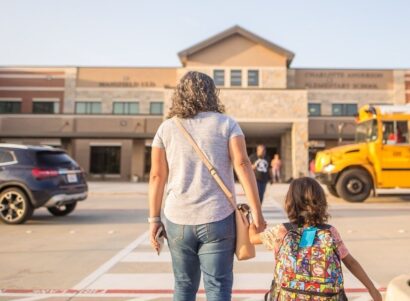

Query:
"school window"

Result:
[[32, 101, 59, 114], [213, 70, 225, 86], [113, 102, 139, 115], [75, 102, 102, 114], [0, 101, 21, 114], [230, 70, 242, 87], [308, 103, 321, 116], [90, 146, 121, 174], [150, 102, 163, 115], [247, 70, 259, 86], [332, 103, 358, 116]]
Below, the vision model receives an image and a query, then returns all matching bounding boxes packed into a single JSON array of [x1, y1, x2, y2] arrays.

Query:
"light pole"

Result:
[[338, 122, 345, 144]]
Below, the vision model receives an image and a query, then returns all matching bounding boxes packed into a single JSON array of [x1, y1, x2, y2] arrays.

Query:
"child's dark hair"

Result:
[[284, 177, 330, 226]]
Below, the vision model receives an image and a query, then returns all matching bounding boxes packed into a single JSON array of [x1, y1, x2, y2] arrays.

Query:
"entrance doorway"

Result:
[[247, 146, 278, 163]]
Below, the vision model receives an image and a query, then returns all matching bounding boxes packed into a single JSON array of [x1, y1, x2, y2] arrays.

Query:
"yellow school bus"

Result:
[[315, 104, 410, 202]]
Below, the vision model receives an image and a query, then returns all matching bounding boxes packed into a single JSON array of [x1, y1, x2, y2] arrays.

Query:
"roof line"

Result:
[[178, 25, 295, 67]]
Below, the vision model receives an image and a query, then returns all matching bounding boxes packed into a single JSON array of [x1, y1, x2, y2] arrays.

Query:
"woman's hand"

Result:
[[252, 211, 267, 232], [149, 222, 167, 252], [249, 223, 263, 244]]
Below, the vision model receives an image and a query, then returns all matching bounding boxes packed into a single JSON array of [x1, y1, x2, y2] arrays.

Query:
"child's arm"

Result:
[[249, 223, 263, 244], [342, 254, 382, 301]]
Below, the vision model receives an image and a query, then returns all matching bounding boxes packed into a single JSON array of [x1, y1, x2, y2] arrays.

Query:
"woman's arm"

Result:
[[148, 147, 169, 251], [342, 254, 382, 301], [229, 136, 265, 231]]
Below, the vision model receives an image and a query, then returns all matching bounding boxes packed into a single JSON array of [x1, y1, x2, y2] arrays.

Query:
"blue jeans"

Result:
[[165, 213, 236, 301]]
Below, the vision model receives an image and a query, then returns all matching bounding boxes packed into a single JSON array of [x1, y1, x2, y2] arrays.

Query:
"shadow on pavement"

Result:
[[25, 208, 149, 225], [330, 207, 410, 218]]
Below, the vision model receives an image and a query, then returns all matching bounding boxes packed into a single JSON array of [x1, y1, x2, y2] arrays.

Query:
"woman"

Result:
[[148, 71, 265, 301]]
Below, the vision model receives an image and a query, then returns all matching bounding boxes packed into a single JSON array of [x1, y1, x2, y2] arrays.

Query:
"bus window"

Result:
[[383, 122, 395, 144], [396, 121, 409, 144], [383, 121, 409, 144]]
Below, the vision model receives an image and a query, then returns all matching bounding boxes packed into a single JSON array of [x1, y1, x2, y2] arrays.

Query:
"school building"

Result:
[[0, 26, 409, 181]]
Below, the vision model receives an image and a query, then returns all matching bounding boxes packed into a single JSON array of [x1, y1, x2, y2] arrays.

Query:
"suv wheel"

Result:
[[0, 188, 33, 224], [47, 202, 77, 216], [336, 169, 372, 202], [326, 185, 340, 198]]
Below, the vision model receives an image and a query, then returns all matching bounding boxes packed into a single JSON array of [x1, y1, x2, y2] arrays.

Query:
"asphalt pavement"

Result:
[[1, 182, 409, 301]]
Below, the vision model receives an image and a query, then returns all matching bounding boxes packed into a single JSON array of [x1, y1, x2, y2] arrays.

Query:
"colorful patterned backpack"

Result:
[[265, 223, 348, 301]]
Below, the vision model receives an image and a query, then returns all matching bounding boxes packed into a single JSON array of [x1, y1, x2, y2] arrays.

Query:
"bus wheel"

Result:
[[336, 169, 372, 202], [326, 185, 340, 198]]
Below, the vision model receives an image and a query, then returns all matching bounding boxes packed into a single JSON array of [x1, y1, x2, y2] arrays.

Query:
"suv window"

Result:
[[0, 150, 16, 164], [36, 151, 76, 167]]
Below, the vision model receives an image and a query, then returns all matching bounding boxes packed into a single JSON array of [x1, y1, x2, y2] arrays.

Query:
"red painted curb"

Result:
[[0, 287, 386, 294]]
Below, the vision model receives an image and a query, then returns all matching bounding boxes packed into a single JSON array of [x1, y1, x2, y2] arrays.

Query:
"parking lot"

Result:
[[1, 182, 409, 301]]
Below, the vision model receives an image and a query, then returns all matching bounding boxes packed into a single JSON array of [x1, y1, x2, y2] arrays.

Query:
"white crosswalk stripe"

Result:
[[87, 242, 377, 291]]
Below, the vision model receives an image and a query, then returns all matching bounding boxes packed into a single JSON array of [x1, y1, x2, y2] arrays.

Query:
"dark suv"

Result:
[[0, 144, 88, 224]]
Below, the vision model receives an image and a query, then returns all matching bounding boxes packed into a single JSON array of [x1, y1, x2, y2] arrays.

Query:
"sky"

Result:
[[0, 0, 409, 68]]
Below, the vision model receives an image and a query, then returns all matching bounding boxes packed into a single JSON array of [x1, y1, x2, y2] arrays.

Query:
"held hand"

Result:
[[252, 213, 267, 232], [149, 222, 166, 252], [249, 223, 264, 244], [249, 223, 258, 235]]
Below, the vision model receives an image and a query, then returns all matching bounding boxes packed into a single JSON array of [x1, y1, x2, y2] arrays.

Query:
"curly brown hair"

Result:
[[284, 177, 330, 226], [167, 71, 225, 118]]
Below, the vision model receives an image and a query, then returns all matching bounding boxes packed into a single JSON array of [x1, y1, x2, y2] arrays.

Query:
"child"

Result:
[[249, 177, 382, 301]]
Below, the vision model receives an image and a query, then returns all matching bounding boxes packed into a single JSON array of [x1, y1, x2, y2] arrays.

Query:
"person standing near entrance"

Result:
[[249, 145, 272, 204], [271, 153, 282, 183], [148, 71, 265, 301]]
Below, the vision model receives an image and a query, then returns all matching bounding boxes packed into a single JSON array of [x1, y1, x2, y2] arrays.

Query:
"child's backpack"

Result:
[[265, 223, 348, 301]]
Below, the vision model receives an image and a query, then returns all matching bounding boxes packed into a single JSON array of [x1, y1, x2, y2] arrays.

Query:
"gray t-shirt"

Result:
[[152, 111, 244, 225]]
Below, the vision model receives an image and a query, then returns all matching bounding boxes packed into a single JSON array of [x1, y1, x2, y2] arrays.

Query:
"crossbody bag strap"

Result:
[[173, 117, 236, 210]]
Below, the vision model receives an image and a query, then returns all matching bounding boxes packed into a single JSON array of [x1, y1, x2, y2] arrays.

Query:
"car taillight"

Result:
[[32, 168, 59, 179]]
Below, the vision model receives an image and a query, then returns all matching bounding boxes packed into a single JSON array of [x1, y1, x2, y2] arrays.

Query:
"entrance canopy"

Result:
[[239, 121, 292, 138]]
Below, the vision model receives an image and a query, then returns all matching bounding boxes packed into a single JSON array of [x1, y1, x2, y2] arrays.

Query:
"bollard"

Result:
[[385, 274, 410, 301]]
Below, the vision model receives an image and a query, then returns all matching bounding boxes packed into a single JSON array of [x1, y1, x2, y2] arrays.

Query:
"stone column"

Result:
[[131, 139, 146, 181], [292, 121, 309, 178], [280, 130, 292, 181], [64, 68, 78, 113], [72, 139, 90, 175], [393, 70, 406, 104], [61, 138, 74, 157], [121, 139, 133, 181]]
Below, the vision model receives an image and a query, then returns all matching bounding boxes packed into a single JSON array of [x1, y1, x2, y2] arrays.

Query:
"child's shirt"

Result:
[[259, 224, 350, 259]]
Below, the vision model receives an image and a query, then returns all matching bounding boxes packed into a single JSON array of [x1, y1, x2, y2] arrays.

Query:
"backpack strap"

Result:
[[284, 223, 332, 231], [317, 224, 332, 230], [283, 222, 298, 232]]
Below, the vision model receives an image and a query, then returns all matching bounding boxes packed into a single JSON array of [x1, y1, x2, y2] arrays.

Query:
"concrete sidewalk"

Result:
[[87, 181, 290, 199]]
